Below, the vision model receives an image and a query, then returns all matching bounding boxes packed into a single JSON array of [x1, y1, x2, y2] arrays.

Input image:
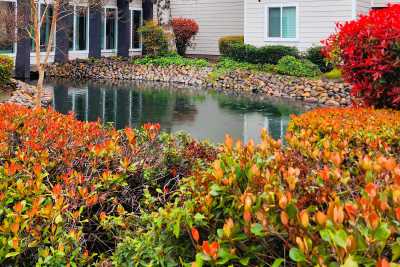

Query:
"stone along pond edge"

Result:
[[5, 58, 351, 108]]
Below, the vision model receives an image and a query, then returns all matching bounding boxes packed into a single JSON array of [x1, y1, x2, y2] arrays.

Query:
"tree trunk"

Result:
[[15, 0, 31, 80], [117, 0, 130, 58], [154, 0, 176, 52], [54, 1, 72, 63], [89, 7, 102, 58]]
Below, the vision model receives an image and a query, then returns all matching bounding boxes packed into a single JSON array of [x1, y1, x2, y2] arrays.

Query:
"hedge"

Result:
[[0, 55, 13, 85], [218, 35, 244, 56], [115, 108, 400, 266], [223, 43, 300, 65], [0, 104, 216, 266]]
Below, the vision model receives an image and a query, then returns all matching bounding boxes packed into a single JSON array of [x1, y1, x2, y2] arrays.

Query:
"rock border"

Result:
[[46, 58, 351, 107]]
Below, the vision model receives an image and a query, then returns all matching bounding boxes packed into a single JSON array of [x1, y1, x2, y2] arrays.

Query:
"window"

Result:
[[266, 5, 297, 40], [75, 6, 88, 50], [131, 9, 142, 50], [102, 8, 117, 50], [0, 1, 16, 54]]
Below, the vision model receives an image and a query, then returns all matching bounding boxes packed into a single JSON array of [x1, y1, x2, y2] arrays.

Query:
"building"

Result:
[[0, 0, 245, 79], [170, 0, 244, 56], [244, 0, 400, 51]]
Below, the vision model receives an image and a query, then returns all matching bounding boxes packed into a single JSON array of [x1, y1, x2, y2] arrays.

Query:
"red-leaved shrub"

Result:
[[323, 4, 400, 109], [172, 18, 199, 56]]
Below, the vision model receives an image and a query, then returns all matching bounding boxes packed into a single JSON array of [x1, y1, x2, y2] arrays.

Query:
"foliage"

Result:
[[138, 21, 169, 56], [324, 68, 342, 80], [172, 17, 199, 56], [0, 55, 13, 85], [114, 108, 400, 266], [133, 53, 209, 68], [0, 104, 216, 266], [225, 43, 300, 65], [305, 46, 333, 73], [323, 4, 400, 109], [275, 56, 321, 77], [218, 35, 244, 56], [208, 57, 274, 81]]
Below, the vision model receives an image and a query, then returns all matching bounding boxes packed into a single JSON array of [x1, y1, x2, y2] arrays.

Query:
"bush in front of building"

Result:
[[0, 55, 13, 85], [275, 55, 321, 77], [218, 35, 244, 56], [305, 46, 333, 73], [323, 4, 400, 109], [225, 43, 300, 65], [172, 18, 199, 56], [138, 21, 169, 56], [133, 53, 209, 67]]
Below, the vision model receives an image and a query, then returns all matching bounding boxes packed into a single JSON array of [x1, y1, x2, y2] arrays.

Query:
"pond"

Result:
[[47, 79, 306, 144]]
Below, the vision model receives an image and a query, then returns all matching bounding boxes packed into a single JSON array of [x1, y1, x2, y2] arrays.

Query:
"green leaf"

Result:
[[333, 229, 348, 248], [194, 213, 205, 223], [173, 214, 181, 238], [271, 258, 284, 267], [374, 223, 390, 242], [341, 255, 358, 267], [286, 203, 298, 219], [320, 229, 331, 242], [210, 184, 222, 196], [239, 257, 250, 266], [5, 251, 20, 258], [250, 223, 264, 237], [289, 248, 306, 262], [195, 253, 204, 267], [392, 240, 400, 261]]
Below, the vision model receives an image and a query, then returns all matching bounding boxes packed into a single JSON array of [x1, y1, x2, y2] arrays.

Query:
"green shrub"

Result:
[[305, 46, 333, 73], [0, 55, 13, 85], [133, 53, 209, 68], [218, 35, 244, 56], [208, 57, 274, 81], [138, 21, 169, 56], [324, 68, 342, 80], [113, 108, 400, 266], [275, 55, 321, 77], [225, 43, 300, 65]]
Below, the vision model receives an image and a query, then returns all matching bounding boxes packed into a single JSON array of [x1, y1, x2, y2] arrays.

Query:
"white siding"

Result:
[[244, 0, 353, 51], [357, 0, 371, 15], [171, 0, 244, 55], [372, 0, 400, 6]]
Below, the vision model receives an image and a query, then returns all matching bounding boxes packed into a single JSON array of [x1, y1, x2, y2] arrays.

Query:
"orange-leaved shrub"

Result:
[[114, 108, 400, 266], [0, 104, 216, 266]]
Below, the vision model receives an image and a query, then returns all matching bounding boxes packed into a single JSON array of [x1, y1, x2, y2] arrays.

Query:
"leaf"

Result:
[[333, 229, 348, 248], [195, 253, 204, 267], [392, 240, 400, 261], [286, 203, 298, 219], [271, 258, 284, 267], [289, 248, 306, 262], [320, 229, 331, 242], [250, 223, 264, 237], [194, 213, 205, 223], [341, 255, 358, 267], [5, 251, 20, 258], [374, 223, 390, 242], [239, 257, 250, 265]]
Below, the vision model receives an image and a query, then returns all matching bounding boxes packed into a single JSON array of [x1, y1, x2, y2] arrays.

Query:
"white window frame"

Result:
[[129, 7, 143, 51], [71, 4, 90, 52], [102, 6, 118, 52], [0, 0, 17, 56], [264, 3, 299, 42]]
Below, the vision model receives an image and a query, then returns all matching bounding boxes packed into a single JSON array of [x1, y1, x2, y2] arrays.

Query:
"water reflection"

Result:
[[48, 79, 306, 143]]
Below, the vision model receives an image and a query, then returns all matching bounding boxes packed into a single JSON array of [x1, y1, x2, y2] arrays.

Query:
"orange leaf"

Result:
[[243, 210, 252, 223], [191, 227, 200, 242], [280, 211, 289, 226], [376, 258, 390, 267], [14, 202, 23, 214], [395, 207, 400, 221], [365, 183, 377, 198], [299, 210, 309, 228]]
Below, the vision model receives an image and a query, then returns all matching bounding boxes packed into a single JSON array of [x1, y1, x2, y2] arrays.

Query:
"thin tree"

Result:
[[153, 0, 176, 51]]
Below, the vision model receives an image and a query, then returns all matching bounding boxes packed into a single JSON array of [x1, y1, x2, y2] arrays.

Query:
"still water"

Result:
[[47, 79, 306, 144]]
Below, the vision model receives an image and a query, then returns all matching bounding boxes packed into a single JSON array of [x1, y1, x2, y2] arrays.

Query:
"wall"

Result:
[[244, 0, 353, 51], [170, 0, 244, 55]]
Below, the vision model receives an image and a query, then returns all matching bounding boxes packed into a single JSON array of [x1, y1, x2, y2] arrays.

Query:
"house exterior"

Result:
[[170, 0, 244, 55], [244, 0, 400, 51]]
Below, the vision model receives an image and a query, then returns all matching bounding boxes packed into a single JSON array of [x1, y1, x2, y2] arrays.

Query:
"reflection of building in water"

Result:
[[52, 82, 296, 143], [243, 113, 290, 143]]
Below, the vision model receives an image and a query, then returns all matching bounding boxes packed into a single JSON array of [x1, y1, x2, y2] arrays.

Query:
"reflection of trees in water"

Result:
[[50, 79, 201, 130]]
